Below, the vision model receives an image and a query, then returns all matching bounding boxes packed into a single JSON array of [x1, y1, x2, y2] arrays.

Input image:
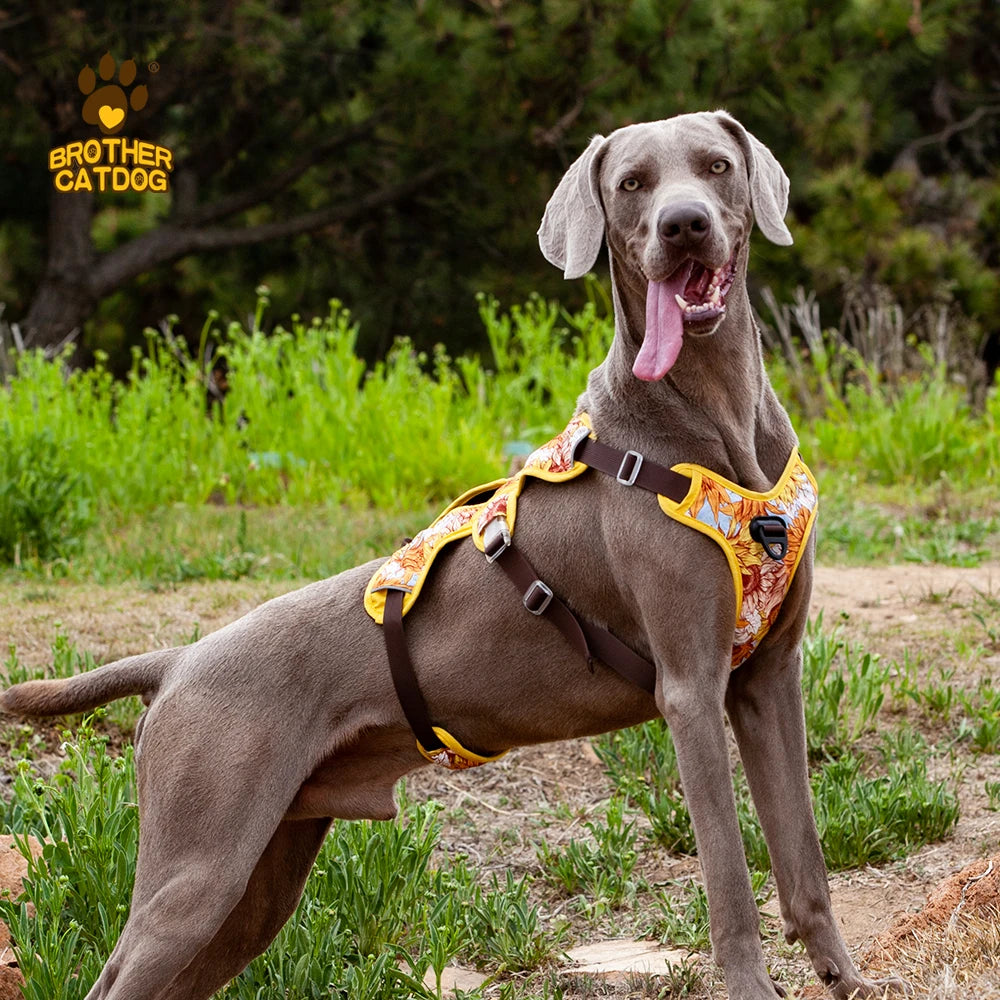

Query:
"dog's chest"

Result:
[[364, 415, 818, 770]]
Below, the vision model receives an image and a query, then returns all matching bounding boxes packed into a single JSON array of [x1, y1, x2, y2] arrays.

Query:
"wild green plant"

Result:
[[591, 720, 696, 854], [1, 721, 138, 1000], [811, 733, 959, 871], [461, 869, 567, 974], [893, 659, 959, 725], [534, 796, 641, 913], [647, 958, 704, 998], [648, 872, 770, 954], [800, 615, 893, 759], [648, 880, 711, 951], [0, 421, 93, 563], [986, 780, 1000, 811], [971, 589, 1000, 648], [958, 682, 1000, 754]]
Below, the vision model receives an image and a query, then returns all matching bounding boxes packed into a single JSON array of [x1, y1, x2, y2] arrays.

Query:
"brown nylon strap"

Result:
[[487, 540, 593, 666], [489, 534, 657, 695], [576, 617, 656, 694], [575, 436, 692, 503], [382, 588, 443, 753]]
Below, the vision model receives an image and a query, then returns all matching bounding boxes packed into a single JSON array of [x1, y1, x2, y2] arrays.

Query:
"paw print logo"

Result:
[[78, 53, 148, 135]]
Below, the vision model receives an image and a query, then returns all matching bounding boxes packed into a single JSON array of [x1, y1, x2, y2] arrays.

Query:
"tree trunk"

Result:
[[18, 165, 444, 355], [21, 189, 96, 352]]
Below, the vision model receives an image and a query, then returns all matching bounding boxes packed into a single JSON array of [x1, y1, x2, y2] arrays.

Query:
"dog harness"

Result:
[[365, 413, 818, 769]]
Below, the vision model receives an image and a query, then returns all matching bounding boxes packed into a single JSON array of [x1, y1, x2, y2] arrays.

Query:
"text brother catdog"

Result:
[[49, 137, 173, 193]]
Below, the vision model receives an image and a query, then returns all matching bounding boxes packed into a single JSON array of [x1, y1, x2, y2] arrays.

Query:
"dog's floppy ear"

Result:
[[538, 134, 608, 278], [714, 111, 793, 246]]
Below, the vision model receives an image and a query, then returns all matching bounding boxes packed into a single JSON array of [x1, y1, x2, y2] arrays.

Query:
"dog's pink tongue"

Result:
[[633, 271, 688, 381]]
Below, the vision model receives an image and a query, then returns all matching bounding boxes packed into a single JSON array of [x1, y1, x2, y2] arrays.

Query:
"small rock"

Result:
[[561, 939, 695, 979], [421, 966, 489, 994], [0, 833, 44, 1000]]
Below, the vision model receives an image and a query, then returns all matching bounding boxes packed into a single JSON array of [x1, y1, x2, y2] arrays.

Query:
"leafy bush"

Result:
[[0, 422, 92, 563]]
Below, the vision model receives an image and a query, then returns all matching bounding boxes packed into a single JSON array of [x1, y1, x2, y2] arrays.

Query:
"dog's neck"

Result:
[[581, 250, 797, 492]]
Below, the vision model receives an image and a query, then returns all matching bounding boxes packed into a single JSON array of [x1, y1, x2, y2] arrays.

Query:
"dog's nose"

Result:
[[657, 201, 712, 249]]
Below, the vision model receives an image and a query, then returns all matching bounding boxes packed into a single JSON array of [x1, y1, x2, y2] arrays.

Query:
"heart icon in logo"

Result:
[[99, 106, 125, 130]]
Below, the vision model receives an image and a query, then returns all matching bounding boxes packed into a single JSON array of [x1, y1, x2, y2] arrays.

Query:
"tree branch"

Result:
[[173, 116, 381, 227], [892, 103, 1000, 171], [90, 164, 445, 297]]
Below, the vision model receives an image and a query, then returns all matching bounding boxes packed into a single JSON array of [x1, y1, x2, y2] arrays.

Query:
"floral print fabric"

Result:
[[364, 414, 592, 623], [658, 453, 818, 667]]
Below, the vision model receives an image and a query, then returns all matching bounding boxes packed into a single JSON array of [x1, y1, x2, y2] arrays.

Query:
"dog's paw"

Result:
[[824, 969, 912, 999]]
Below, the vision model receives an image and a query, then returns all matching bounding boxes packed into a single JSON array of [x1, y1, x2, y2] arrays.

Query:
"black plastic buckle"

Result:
[[750, 516, 789, 560]]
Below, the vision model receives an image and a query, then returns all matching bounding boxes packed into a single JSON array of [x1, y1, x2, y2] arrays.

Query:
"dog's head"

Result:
[[538, 111, 792, 380]]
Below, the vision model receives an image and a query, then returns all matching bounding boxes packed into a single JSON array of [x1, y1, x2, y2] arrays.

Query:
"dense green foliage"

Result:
[[0, 294, 997, 574], [1, 1, 997, 363]]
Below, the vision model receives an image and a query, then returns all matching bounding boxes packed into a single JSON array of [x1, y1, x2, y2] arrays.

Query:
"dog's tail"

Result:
[[0, 647, 178, 718]]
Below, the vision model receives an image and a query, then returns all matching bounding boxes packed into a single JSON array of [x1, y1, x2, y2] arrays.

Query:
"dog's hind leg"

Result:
[[725, 605, 910, 997], [157, 817, 332, 1000], [84, 722, 321, 999]]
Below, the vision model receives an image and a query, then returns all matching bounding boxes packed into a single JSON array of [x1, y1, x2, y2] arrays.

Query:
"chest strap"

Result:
[[474, 435, 696, 697], [574, 436, 692, 501], [480, 518, 658, 695]]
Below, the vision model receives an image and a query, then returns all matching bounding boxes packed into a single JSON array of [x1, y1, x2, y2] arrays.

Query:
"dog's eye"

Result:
[[620, 178, 641, 192], [710, 160, 729, 175]]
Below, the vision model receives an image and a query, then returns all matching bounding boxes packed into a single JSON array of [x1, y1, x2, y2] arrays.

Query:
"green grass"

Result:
[[1, 291, 997, 580], [0, 723, 566, 1000], [534, 796, 641, 914]]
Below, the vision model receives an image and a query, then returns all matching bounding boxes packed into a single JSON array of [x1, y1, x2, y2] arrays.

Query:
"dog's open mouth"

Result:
[[634, 249, 739, 381]]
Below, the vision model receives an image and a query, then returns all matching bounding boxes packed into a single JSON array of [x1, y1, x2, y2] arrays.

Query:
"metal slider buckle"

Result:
[[523, 579, 554, 615], [483, 518, 512, 563], [616, 449, 644, 486]]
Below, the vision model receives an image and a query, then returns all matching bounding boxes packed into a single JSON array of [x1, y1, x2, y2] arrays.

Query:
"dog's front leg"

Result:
[[657, 670, 783, 1000], [726, 626, 911, 998]]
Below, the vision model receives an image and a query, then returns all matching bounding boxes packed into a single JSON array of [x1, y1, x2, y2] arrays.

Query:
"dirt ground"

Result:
[[1, 562, 998, 998]]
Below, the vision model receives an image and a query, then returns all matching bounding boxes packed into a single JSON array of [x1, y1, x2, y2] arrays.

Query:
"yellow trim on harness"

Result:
[[364, 413, 593, 624], [417, 727, 509, 770], [657, 449, 818, 667]]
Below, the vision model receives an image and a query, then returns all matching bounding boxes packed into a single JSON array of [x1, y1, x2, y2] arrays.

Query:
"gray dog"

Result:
[[1, 111, 907, 1000]]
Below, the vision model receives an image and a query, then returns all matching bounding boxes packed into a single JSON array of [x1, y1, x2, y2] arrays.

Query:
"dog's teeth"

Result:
[[675, 294, 690, 309]]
